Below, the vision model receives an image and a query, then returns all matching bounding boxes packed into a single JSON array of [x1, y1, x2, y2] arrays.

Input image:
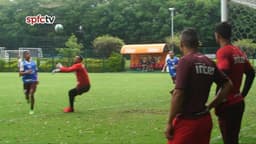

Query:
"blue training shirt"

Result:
[[167, 56, 179, 77], [20, 60, 38, 83]]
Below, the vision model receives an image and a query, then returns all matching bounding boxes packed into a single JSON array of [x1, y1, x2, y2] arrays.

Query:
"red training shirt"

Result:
[[175, 52, 228, 114], [216, 45, 253, 105], [60, 63, 90, 89]]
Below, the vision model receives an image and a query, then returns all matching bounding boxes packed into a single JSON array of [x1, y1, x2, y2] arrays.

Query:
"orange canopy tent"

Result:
[[120, 43, 169, 70]]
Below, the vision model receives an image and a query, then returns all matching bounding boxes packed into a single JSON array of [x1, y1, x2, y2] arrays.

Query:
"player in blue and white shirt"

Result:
[[162, 51, 179, 83], [19, 51, 38, 114]]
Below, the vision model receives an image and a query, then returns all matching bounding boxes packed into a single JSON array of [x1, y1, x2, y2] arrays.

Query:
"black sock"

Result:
[[68, 88, 78, 110], [69, 95, 75, 109]]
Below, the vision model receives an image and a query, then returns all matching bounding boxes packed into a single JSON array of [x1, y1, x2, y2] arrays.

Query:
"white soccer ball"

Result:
[[54, 24, 64, 32]]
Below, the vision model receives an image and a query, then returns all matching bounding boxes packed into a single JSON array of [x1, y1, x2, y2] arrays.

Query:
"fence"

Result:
[[0, 48, 126, 72], [0, 46, 255, 72]]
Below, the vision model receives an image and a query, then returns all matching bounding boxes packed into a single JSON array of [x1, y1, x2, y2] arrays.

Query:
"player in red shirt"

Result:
[[214, 22, 255, 144], [53, 55, 91, 113], [165, 28, 233, 144]]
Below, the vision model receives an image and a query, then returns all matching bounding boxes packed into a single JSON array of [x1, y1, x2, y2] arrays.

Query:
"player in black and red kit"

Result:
[[214, 22, 255, 144], [165, 28, 233, 144], [53, 55, 91, 113]]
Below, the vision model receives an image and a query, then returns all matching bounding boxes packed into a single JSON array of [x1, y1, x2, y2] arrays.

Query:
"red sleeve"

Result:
[[60, 64, 80, 72], [216, 48, 231, 72], [175, 58, 191, 89]]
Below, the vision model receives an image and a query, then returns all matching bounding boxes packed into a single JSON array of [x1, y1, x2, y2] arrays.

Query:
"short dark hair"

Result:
[[215, 22, 231, 40], [181, 28, 199, 49], [23, 50, 29, 56]]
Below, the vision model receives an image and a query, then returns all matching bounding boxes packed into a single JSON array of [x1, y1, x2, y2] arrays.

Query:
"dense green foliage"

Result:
[[1, 54, 125, 72], [0, 73, 256, 143], [56, 34, 83, 64], [0, 59, 5, 70], [105, 52, 125, 72], [0, 0, 223, 51], [1, 0, 255, 63], [229, 2, 256, 42], [164, 35, 181, 53], [93, 35, 124, 58], [0, 59, 19, 72], [234, 39, 256, 58]]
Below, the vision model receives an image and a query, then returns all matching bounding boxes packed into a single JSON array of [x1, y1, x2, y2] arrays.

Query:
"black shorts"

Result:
[[69, 85, 90, 96], [23, 82, 38, 95]]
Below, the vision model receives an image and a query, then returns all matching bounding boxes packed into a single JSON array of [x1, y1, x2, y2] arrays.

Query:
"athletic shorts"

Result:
[[167, 114, 212, 144], [23, 81, 38, 95]]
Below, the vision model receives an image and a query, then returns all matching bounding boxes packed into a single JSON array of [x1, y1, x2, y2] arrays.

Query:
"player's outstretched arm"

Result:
[[59, 64, 80, 72], [52, 69, 60, 73]]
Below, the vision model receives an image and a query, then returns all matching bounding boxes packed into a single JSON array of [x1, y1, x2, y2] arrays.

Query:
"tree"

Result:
[[3, 0, 256, 51], [229, 2, 256, 42], [233, 39, 256, 58], [93, 35, 124, 58], [57, 34, 83, 63], [106, 52, 125, 72], [165, 34, 181, 53]]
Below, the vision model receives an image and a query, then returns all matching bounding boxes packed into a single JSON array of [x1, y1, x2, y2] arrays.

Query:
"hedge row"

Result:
[[0, 53, 125, 73]]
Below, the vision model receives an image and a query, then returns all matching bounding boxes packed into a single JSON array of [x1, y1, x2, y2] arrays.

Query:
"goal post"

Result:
[[19, 47, 43, 58], [221, 0, 228, 22], [0, 47, 5, 59], [222, 0, 256, 22]]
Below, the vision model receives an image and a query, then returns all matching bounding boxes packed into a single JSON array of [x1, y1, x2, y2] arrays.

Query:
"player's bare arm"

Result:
[[19, 69, 33, 76], [165, 89, 184, 140], [161, 63, 167, 72], [208, 79, 233, 110], [52, 63, 62, 73]]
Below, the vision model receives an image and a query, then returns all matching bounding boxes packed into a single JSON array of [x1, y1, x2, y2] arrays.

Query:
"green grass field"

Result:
[[0, 72, 255, 144]]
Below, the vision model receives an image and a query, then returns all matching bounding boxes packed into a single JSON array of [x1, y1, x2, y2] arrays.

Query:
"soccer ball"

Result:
[[54, 24, 63, 32]]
